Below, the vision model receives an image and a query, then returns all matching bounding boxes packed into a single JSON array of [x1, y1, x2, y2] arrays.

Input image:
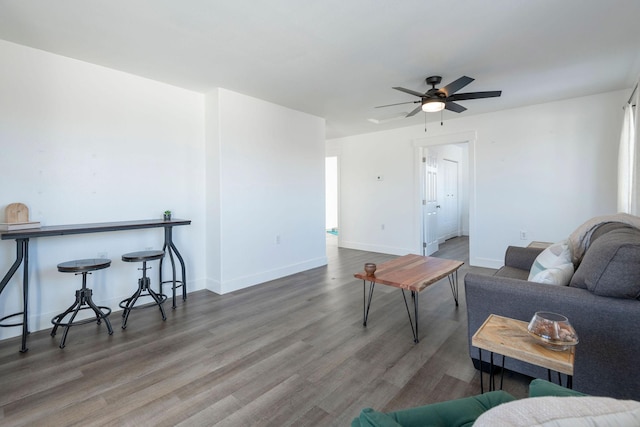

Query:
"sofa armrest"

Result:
[[503, 246, 544, 271], [528, 379, 586, 397], [351, 391, 515, 427]]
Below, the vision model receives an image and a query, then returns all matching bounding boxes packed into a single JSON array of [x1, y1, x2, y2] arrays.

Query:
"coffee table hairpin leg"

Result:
[[401, 289, 419, 343], [363, 280, 375, 326], [448, 270, 459, 306], [362, 270, 460, 345], [362, 279, 422, 344]]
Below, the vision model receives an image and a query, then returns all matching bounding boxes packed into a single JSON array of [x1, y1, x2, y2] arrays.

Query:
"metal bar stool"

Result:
[[51, 258, 113, 348], [119, 250, 167, 329]]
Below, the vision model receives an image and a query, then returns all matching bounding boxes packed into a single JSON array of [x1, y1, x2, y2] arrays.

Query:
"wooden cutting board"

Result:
[[6, 203, 29, 223]]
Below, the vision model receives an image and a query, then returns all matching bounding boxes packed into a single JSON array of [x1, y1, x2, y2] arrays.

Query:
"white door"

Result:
[[422, 151, 439, 255], [441, 159, 459, 240]]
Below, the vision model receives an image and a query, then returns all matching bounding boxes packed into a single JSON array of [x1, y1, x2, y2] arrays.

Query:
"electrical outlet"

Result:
[[276, 235, 281, 244], [520, 230, 527, 240], [381, 224, 385, 231]]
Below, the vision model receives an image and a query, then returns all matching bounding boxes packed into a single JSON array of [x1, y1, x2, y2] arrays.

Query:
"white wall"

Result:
[[204, 89, 327, 294], [0, 40, 207, 339], [330, 90, 626, 267], [0, 41, 330, 340]]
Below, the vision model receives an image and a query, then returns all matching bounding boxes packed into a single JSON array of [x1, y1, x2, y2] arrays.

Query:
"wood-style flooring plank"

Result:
[[0, 236, 532, 426]]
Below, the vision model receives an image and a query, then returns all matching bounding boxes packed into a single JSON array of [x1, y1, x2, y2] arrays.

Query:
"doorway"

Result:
[[440, 158, 460, 240], [416, 134, 472, 257], [325, 156, 339, 239]]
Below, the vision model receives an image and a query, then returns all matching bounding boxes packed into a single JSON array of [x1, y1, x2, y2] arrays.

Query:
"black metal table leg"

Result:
[[159, 225, 187, 309], [21, 239, 29, 353], [500, 354, 505, 389], [362, 280, 375, 326], [0, 238, 30, 353], [447, 270, 459, 306], [413, 291, 419, 343], [479, 347, 484, 393], [401, 289, 420, 343], [489, 351, 495, 391]]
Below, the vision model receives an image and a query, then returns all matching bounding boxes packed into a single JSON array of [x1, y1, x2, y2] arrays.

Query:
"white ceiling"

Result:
[[1, 0, 639, 139]]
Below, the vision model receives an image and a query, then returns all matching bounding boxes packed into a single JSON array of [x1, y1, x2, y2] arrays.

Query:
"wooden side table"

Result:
[[472, 314, 575, 393]]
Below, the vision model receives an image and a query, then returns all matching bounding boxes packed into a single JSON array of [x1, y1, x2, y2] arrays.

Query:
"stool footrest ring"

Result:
[[0, 311, 26, 328], [119, 293, 168, 310], [51, 306, 112, 328]]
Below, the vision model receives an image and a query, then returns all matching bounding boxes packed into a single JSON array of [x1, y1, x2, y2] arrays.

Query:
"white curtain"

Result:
[[618, 85, 639, 215]]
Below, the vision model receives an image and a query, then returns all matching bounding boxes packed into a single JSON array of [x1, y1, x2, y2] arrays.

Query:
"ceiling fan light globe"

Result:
[[422, 100, 445, 112]]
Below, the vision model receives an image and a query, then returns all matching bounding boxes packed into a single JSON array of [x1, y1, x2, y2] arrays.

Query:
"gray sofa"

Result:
[[464, 222, 640, 400]]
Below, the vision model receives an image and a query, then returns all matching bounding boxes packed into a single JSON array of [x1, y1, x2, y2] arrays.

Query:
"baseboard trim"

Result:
[[206, 256, 328, 295], [339, 240, 415, 256], [470, 256, 503, 269]]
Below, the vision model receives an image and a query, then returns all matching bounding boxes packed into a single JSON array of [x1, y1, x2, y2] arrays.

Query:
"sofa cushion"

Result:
[[527, 241, 573, 286], [569, 227, 640, 299], [495, 266, 530, 280], [473, 396, 640, 427]]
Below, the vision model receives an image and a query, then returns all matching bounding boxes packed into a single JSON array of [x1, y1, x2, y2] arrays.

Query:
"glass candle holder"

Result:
[[527, 311, 579, 351]]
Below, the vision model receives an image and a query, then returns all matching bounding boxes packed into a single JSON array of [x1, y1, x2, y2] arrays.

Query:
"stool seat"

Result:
[[122, 250, 164, 263], [58, 258, 111, 273]]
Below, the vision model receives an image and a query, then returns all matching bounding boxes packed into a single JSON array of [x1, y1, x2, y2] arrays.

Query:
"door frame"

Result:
[[413, 130, 477, 260]]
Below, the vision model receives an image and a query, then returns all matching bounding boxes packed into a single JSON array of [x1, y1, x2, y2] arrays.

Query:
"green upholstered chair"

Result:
[[351, 380, 585, 427]]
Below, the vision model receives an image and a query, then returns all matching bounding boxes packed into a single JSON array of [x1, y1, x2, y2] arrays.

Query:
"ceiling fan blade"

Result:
[[440, 76, 474, 96], [448, 91, 502, 101], [375, 100, 420, 108], [392, 86, 426, 98], [406, 105, 423, 117], [445, 102, 467, 113]]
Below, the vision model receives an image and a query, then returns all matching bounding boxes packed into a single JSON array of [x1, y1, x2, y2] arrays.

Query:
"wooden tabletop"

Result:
[[354, 254, 464, 293], [472, 314, 574, 375]]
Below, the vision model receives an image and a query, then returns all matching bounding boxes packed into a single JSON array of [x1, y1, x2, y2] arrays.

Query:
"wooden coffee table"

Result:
[[472, 314, 575, 392], [354, 254, 464, 343]]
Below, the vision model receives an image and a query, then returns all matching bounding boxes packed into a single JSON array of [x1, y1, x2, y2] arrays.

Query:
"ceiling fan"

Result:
[[376, 76, 502, 117]]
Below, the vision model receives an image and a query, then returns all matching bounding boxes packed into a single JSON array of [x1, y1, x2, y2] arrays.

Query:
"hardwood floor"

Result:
[[0, 236, 530, 426]]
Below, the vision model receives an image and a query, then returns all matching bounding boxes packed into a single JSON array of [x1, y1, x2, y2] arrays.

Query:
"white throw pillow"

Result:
[[474, 396, 640, 427], [530, 262, 574, 286], [528, 241, 573, 286]]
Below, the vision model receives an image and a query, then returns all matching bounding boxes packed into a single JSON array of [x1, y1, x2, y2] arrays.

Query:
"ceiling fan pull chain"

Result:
[[441, 109, 444, 126], [424, 112, 427, 132]]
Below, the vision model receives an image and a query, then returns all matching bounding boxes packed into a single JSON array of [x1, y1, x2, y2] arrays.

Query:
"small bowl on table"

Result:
[[364, 263, 376, 276], [527, 311, 579, 351]]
